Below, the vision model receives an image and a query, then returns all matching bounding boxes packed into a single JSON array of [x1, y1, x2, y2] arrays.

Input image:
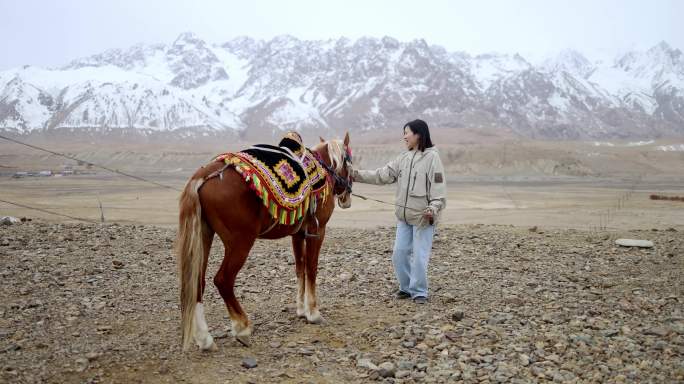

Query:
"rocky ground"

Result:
[[0, 221, 682, 383]]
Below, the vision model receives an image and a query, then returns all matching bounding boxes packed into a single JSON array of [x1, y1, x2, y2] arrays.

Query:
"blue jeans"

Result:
[[392, 221, 434, 299]]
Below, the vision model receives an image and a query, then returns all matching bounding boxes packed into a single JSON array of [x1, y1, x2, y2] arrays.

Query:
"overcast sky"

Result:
[[0, 0, 682, 70]]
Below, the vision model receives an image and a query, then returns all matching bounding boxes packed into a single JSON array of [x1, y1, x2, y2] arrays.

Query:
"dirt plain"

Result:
[[1, 136, 683, 383]]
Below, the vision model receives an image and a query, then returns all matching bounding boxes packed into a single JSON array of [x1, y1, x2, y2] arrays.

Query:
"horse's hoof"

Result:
[[236, 335, 251, 347], [306, 314, 324, 325], [201, 342, 218, 352], [195, 333, 216, 351]]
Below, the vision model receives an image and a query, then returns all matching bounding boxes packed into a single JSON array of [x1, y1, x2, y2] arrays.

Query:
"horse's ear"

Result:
[[319, 136, 325, 143], [343, 131, 350, 147]]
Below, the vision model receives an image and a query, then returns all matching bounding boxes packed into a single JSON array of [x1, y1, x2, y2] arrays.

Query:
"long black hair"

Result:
[[404, 119, 433, 151]]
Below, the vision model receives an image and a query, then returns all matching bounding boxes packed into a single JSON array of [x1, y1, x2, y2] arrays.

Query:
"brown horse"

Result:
[[176, 133, 353, 351]]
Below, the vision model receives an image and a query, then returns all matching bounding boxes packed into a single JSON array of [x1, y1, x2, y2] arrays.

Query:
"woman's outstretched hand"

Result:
[[422, 207, 434, 226]]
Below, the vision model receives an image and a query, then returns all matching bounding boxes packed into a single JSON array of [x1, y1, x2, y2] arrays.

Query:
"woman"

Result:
[[353, 119, 446, 304]]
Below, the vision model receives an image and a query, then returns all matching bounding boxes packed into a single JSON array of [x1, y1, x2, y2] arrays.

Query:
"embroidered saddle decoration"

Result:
[[214, 132, 329, 225]]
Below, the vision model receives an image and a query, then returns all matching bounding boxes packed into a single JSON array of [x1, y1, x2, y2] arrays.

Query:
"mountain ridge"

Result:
[[2, 33, 683, 140]]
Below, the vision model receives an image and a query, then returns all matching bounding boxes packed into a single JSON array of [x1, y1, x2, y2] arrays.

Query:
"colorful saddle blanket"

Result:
[[214, 133, 329, 225]]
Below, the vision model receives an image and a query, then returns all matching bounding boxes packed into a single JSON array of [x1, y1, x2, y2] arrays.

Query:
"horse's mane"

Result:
[[311, 140, 345, 173]]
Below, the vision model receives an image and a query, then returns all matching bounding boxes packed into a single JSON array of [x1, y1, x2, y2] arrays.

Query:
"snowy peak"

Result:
[[166, 33, 228, 89], [646, 41, 680, 60], [472, 53, 532, 90], [541, 49, 595, 78], [615, 42, 684, 82], [1, 35, 684, 139], [221, 36, 264, 59], [63, 43, 166, 71], [171, 32, 204, 48]]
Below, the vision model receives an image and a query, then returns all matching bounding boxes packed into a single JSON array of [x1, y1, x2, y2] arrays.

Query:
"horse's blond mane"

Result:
[[311, 139, 345, 172]]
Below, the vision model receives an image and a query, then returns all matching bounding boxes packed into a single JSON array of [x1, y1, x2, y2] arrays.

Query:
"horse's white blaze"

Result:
[[192, 303, 215, 350]]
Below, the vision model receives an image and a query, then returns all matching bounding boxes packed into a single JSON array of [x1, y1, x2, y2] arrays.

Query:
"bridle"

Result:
[[313, 145, 353, 196]]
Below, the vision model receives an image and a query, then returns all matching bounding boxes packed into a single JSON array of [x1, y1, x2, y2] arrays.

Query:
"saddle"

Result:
[[214, 132, 329, 225]]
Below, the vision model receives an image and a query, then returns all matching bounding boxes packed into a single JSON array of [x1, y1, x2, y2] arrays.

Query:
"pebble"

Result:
[[643, 327, 669, 337], [357, 358, 378, 371], [242, 357, 257, 369], [85, 352, 100, 361], [395, 369, 410, 378], [519, 354, 530, 366], [378, 362, 395, 378], [451, 309, 465, 322]]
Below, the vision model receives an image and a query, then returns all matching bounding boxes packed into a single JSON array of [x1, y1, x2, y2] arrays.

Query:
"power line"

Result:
[[0, 134, 182, 192], [0, 198, 99, 224]]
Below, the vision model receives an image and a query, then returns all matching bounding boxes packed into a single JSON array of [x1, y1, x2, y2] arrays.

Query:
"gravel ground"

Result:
[[1, 221, 682, 383]]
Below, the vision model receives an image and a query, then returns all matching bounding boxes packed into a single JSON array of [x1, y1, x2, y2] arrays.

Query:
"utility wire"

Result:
[[0, 198, 99, 224], [0, 134, 182, 191]]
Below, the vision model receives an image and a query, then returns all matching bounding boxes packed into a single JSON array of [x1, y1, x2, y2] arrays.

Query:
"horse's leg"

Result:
[[192, 222, 216, 351], [304, 227, 325, 324], [292, 232, 307, 318], [213, 235, 256, 346]]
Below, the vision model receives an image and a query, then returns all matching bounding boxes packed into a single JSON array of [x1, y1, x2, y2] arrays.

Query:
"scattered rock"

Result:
[[643, 327, 670, 337], [85, 352, 100, 361], [339, 272, 354, 282], [396, 360, 415, 371], [298, 347, 314, 356], [0, 216, 20, 225], [395, 370, 410, 378], [451, 309, 465, 322], [615, 239, 654, 248], [601, 329, 619, 337], [74, 358, 89, 372], [357, 358, 378, 371], [0, 222, 681, 383], [377, 362, 395, 378], [402, 340, 416, 348], [241, 357, 257, 369]]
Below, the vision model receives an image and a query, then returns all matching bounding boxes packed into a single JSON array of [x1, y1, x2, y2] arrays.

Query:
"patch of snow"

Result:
[[370, 97, 380, 114], [267, 87, 328, 129], [547, 92, 569, 112], [209, 46, 250, 95], [657, 144, 684, 151], [132, 49, 175, 83], [472, 54, 531, 90], [627, 140, 654, 146]]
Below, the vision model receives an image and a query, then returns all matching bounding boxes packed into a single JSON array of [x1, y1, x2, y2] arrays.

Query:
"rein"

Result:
[[312, 150, 352, 195], [351, 192, 424, 212], [310, 146, 424, 213]]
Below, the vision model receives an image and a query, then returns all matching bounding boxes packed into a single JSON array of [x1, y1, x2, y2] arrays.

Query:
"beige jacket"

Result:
[[354, 147, 447, 226]]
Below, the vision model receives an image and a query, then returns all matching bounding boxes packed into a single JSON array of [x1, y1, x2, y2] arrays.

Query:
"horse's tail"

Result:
[[176, 177, 206, 351]]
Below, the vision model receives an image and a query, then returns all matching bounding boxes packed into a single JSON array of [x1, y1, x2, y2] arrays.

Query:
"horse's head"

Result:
[[317, 132, 353, 209]]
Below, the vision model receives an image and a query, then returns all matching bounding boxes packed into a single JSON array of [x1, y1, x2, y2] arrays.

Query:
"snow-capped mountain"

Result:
[[1, 33, 683, 140]]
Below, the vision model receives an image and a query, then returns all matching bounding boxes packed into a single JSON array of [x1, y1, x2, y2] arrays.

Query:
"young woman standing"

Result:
[[353, 119, 447, 304]]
